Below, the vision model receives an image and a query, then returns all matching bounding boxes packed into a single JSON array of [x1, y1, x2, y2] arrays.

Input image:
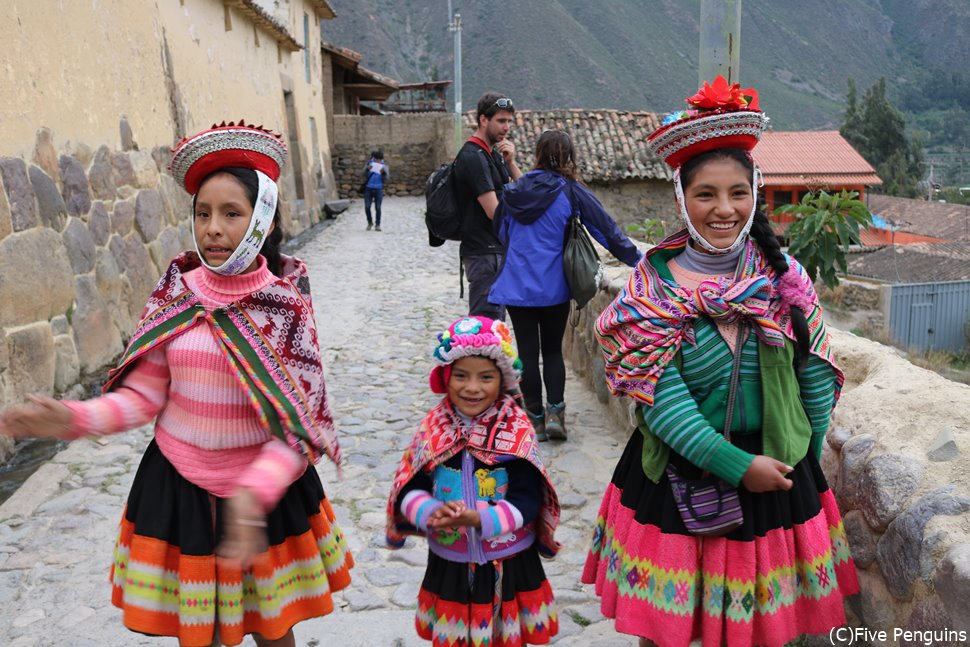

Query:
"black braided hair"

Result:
[[680, 149, 811, 365], [193, 167, 285, 277]]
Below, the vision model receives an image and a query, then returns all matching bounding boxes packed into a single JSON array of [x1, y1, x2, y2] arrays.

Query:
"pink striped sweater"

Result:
[[63, 256, 306, 511]]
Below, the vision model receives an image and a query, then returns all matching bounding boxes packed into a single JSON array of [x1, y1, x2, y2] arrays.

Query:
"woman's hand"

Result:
[[0, 395, 72, 440], [427, 500, 481, 529], [217, 488, 268, 570], [741, 455, 794, 493]]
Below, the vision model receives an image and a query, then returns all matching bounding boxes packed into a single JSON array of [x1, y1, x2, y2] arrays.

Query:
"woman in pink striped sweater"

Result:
[[0, 122, 352, 647]]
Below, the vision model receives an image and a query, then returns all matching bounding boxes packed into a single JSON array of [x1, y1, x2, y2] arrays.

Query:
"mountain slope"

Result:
[[322, 0, 968, 132]]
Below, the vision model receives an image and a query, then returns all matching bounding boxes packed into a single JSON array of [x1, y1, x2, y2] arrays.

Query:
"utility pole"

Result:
[[448, 1, 463, 153], [699, 0, 742, 85]]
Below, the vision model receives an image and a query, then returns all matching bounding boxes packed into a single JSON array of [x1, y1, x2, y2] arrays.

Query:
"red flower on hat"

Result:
[[687, 75, 760, 112]]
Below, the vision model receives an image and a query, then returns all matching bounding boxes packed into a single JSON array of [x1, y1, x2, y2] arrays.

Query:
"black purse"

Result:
[[665, 324, 748, 537], [562, 183, 602, 309]]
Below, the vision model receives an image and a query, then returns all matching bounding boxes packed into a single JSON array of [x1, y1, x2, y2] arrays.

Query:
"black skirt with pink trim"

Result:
[[582, 430, 859, 647], [415, 544, 557, 647]]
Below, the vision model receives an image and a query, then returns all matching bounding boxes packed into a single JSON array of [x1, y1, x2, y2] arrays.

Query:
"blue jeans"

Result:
[[364, 187, 383, 226]]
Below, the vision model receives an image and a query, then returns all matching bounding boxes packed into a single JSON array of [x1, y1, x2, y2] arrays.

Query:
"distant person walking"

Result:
[[363, 150, 389, 231], [489, 129, 641, 440], [453, 92, 522, 320]]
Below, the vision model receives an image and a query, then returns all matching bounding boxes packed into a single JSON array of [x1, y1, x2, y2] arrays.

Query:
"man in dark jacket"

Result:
[[452, 92, 522, 320]]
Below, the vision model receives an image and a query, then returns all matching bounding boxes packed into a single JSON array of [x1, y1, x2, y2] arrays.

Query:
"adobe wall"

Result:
[[564, 257, 970, 645], [331, 114, 457, 198]]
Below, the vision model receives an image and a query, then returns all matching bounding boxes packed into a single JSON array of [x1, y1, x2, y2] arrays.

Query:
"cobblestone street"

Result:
[[0, 197, 638, 646]]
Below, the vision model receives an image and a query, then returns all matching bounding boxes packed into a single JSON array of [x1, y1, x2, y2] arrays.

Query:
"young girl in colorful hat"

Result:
[[582, 77, 859, 647], [0, 121, 352, 646], [386, 315, 560, 647]]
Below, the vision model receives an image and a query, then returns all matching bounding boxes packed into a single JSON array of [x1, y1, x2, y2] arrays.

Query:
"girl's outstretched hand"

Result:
[[741, 455, 794, 493], [0, 395, 72, 440], [217, 488, 269, 570]]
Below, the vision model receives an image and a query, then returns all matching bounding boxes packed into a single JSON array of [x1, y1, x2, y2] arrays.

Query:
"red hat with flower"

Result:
[[648, 75, 767, 169], [169, 120, 288, 195]]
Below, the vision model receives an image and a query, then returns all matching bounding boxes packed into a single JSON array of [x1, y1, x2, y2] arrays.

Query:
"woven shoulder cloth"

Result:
[[594, 229, 842, 407], [103, 252, 340, 466], [386, 394, 561, 557]]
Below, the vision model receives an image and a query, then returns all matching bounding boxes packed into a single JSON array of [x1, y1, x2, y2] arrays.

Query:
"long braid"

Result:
[[681, 148, 813, 365], [749, 208, 810, 366]]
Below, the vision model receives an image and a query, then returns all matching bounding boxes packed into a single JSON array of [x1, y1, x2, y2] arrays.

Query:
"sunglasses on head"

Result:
[[488, 97, 514, 112]]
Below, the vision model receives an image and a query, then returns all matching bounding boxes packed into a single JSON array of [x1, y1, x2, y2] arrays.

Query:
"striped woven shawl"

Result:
[[595, 229, 842, 407]]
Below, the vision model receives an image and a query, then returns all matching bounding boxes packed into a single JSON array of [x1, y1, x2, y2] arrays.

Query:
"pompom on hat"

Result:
[[648, 75, 767, 169], [169, 120, 288, 195], [429, 316, 523, 394]]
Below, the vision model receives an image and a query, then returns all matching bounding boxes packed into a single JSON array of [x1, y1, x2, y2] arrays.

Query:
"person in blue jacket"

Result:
[[489, 129, 641, 441], [362, 150, 389, 231]]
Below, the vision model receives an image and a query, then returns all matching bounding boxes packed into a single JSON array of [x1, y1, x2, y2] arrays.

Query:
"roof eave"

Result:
[[226, 0, 303, 52]]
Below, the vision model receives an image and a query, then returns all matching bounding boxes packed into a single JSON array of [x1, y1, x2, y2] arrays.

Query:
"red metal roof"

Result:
[[753, 131, 882, 187]]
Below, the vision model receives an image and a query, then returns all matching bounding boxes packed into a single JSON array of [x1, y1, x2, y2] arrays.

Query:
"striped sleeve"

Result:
[[798, 353, 838, 460], [641, 362, 755, 487], [62, 347, 170, 439], [400, 489, 443, 531], [479, 501, 525, 539], [235, 438, 308, 512]]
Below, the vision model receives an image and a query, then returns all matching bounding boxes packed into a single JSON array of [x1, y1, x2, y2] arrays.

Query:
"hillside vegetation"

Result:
[[324, 0, 970, 180]]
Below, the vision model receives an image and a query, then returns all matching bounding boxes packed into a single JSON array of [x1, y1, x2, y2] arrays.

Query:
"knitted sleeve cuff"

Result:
[[400, 490, 442, 532], [60, 401, 91, 440], [708, 441, 756, 488], [236, 440, 308, 513], [478, 501, 525, 539]]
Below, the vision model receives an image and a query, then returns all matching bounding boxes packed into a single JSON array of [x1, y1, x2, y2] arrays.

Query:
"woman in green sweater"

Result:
[[581, 76, 859, 647]]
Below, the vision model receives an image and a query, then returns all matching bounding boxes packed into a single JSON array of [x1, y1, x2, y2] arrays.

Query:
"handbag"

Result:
[[561, 183, 602, 309], [665, 324, 748, 537]]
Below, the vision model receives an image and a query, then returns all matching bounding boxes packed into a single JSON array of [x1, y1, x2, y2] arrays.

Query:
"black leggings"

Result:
[[507, 302, 571, 414]]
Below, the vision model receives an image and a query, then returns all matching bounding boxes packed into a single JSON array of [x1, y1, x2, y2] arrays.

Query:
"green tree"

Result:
[[840, 78, 924, 196], [777, 190, 873, 289]]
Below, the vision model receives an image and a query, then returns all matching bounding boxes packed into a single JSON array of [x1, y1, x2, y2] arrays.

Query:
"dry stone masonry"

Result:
[[0, 123, 318, 464]]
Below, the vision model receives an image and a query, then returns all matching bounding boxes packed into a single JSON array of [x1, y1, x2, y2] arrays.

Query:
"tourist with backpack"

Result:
[[362, 150, 389, 231], [489, 129, 641, 441], [450, 92, 522, 320]]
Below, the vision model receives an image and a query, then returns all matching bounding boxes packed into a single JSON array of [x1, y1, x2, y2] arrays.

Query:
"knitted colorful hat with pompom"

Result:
[[429, 316, 522, 393]]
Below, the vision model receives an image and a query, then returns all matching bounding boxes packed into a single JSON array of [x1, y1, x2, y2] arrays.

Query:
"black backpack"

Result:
[[424, 161, 461, 247]]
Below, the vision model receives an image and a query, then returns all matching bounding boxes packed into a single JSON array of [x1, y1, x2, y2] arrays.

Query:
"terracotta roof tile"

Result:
[[867, 194, 970, 242], [753, 131, 882, 187], [463, 109, 671, 182], [847, 242, 970, 283]]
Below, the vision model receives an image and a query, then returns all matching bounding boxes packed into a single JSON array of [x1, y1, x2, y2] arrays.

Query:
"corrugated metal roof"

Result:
[[753, 131, 881, 186]]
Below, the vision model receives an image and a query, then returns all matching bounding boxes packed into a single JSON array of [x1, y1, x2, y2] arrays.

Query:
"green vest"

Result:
[[637, 332, 813, 484]]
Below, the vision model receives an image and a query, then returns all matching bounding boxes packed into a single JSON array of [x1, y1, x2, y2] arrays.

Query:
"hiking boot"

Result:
[[366, 223, 373, 231], [545, 402, 567, 440], [527, 409, 547, 442], [375, 225, 382, 231]]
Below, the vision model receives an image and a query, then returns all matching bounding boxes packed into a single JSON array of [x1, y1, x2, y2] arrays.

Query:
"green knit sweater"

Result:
[[636, 314, 838, 486]]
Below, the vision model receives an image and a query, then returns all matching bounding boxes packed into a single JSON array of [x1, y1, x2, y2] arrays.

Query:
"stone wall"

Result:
[[588, 178, 678, 233], [564, 259, 970, 644], [331, 114, 456, 198], [0, 126, 318, 464]]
